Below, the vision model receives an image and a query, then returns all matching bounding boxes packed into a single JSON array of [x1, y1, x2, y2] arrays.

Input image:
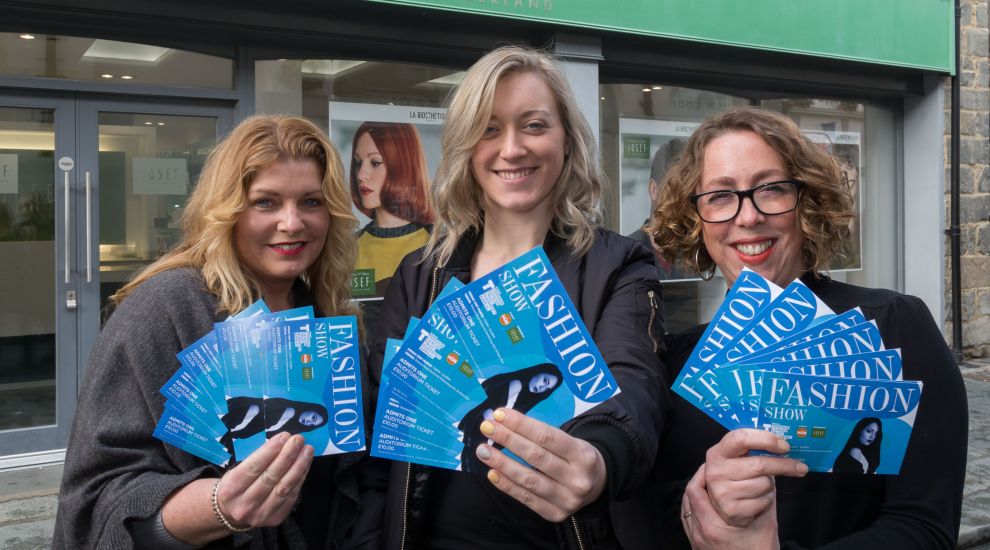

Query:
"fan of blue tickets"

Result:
[[153, 300, 365, 466], [672, 268, 923, 475], [371, 247, 622, 472]]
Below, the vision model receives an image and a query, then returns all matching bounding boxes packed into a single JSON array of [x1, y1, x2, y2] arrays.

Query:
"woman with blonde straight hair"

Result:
[[368, 45, 666, 549], [55, 115, 361, 549], [425, 45, 603, 268]]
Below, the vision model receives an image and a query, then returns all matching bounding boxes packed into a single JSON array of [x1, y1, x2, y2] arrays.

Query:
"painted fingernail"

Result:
[[492, 409, 506, 422], [480, 421, 495, 436], [487, 470, 500, 484], [476, 444, 492, 460]]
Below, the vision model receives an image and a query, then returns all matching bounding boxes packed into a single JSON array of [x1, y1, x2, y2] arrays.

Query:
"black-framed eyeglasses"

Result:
[[689, 179, 805, 223]]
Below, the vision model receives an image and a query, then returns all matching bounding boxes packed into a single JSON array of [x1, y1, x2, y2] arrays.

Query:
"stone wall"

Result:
[[946, 0, 990, 358]]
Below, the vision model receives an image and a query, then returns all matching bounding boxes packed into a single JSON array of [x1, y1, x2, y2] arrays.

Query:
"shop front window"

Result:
[[600, 85, 891, 332], [600, 84, 750, 332], [762, 99, 897, 293], [255, 59, 462, 335]]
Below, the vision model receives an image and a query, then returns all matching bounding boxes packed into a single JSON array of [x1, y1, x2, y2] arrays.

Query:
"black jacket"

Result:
[[367, 228, 667, 549]]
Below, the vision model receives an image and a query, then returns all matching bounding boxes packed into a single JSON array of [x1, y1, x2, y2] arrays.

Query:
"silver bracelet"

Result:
[[211, 478, 251, 533]]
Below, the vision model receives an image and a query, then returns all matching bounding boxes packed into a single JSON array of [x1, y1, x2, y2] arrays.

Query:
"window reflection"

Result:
[[0, 106, 56, 431], [763, 99, 865, 272], [600, 83, 749, 331]]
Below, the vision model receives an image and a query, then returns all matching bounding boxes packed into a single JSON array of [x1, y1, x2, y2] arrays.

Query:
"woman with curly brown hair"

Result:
[[647, 107, 966, 549]]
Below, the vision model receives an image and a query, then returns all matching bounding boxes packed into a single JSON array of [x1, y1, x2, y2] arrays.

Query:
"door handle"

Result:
[[85, 171, 92, 283], [64, 170, 70, 285]]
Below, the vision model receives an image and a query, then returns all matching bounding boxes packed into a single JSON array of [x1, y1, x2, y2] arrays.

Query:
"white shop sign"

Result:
[[133, 157, 188, 196], [0, 154, 18, 193]]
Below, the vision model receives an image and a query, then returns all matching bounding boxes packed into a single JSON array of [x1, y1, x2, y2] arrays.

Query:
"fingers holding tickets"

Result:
[[703, 429, 808, 528], [216, 433, 314, 529], [474, 408, 607, 522], [682, 464, 781, 550]]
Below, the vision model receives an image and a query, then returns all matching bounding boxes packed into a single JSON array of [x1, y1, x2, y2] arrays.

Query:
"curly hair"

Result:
[[112, 115, 360, 321], [349, 121, 434, 226], [650, 107, 855, 277], [425, 45, 604, 267]]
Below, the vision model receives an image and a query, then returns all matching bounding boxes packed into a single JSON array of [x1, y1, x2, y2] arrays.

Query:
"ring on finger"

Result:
[[682, 509, 693, 519]]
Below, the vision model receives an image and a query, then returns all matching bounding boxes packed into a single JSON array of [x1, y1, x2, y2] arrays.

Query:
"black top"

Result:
[[651, 274, 968, 549]]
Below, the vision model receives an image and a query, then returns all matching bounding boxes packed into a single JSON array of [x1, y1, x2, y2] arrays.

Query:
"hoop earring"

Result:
[[694, 248, 715, 281]]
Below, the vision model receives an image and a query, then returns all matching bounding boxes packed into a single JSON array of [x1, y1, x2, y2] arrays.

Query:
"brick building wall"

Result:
[[946, 0, 990, 357]]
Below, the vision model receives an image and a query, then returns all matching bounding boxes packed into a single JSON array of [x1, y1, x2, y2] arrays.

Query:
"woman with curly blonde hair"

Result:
[[55, 115, 361, 549], [647, 107, 966, 549], [368, 45, 664, 549]]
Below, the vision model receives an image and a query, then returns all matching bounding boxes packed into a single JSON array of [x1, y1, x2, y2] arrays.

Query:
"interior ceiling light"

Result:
[[120, 75, 134, 80], [300, 60, 365, 75], [652, 85, 663, 90], [19, 34, 36, 40], [101, 74, 114, 79], [426, 71, 466, 86], [641, 87, 652, 92], [83, 40, 170, 63], [144, 122, 153, 125], [157, 122, 165, 126]]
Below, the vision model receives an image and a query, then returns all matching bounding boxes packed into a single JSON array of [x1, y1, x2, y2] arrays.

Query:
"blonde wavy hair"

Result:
[[112, 115, 359, 320], [425, 45, 604, 267], [650, 107, 855, 276]]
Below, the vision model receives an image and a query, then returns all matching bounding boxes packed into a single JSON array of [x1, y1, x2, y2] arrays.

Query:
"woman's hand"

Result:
[[162, 432, 314, 545], [682, 464, 781, 550], [472, 408, 607, 522], [214, 432, 314, 527], [702, 429, 808, 528]]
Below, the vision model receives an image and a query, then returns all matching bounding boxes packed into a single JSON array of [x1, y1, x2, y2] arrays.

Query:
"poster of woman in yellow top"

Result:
[[330, 102, 445, 335], [350, 121, 434, 296]]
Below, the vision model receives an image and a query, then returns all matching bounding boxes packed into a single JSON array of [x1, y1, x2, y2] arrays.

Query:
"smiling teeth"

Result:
[[274, 243, 303, 250], [497, 168, 535, 181], [736, 241, 772, 256]]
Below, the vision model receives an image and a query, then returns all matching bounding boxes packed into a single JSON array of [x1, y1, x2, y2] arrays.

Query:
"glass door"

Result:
[[0, 93, 76, 455], [0, 92, 232, 459], [76, 98, 233, 391]]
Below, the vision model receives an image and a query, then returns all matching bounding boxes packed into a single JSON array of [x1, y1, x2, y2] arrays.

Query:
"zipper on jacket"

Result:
[[647, 289, 659, 353], [400, 462, 411, 550], [570, 516, 586, 550], [402, 266, 441, 550], [429, 267, 440, 305]]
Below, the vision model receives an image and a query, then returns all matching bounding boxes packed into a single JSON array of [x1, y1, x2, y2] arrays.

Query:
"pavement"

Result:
[[959, 359, 990, 549], [0, 461, 60, 549], [3, 362, 990, 549]]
